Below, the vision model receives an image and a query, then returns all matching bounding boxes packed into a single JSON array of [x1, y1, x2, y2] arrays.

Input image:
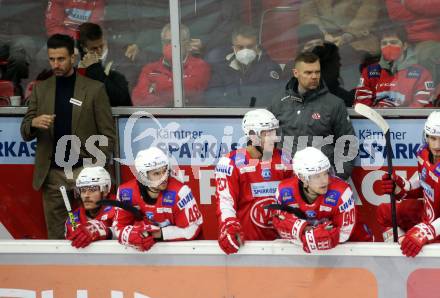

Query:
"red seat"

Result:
[[0, 80, 14, 106], [259, 1, 301, 64]]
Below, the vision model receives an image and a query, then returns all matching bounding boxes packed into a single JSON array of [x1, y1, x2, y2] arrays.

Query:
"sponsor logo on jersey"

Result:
[[367, 65, 381, 78], [324, 190, 340, 206], [101, 214, 108, 221], [162, 190, 176, 206], [407, 67, 421, 79], [177, 192, 195, 209], [156, 207, 172, 213], [434, 164, 440, 176], [66, 8, 92, 22], [261, 168, 272, 180], [157, 219, 171, 228], [239, 166, 256, 174], [279, 187, 294, 204], [250, 181, 280, 198], [339, 196, 354, 212], [420, 180, 434, 202], [103, 206, 112, 213], [429, 171, 438, 182], [305, 210, 317, 218], [281, 152, 292, 165], [425, 81, 435, 90], [421, 167, 427, 181], [319, 205, 332, 212], [233, 152, 246, 167], [119, 189, 133, 204], [215, 163, 234, 176]]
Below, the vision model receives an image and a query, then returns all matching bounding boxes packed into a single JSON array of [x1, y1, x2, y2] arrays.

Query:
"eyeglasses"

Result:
[[78, 185, 100, 193]]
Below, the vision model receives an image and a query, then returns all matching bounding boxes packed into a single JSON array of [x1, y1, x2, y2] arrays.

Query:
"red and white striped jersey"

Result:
[[215, 148, 293, 240], [113, 177, 203, 241]]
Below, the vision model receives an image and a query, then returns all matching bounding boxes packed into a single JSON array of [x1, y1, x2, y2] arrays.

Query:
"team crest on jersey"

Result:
[[233, 152, 246, 167], [279, 187, 294, 204], [305, 210, 317, 218], [119, 189, 133, 204], [145, 211, 155, 222], [324, 190, 340, 206], [250, 198, 275, 229], [162, 190, 176, 206], [261, 168, 272, 180]]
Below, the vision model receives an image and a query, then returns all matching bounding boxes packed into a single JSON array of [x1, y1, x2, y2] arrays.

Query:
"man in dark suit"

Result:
[[21, 34, 116, 239]]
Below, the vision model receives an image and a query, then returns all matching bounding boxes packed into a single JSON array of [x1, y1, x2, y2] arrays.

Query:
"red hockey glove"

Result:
[[301, 222, 340, 253], [377, 174, 410, 199], [119, 223, 156, 252], [272, 212, 307, 241], [400, 223, 436, 257], [218, 217, 244, 255], [67, 220, 110, 248]]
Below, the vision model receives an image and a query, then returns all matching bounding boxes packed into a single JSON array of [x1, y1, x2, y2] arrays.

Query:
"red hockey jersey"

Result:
[[215, 148, 293, 241], [113, 177, 203, 241], [275, 176, 356, 244], [355, 63, 433, 107]]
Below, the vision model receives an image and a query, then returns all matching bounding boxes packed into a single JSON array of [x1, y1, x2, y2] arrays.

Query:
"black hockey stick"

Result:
[[99, 199, 144, 220], [355, 103, 398, 242], [264, 203, 307, 220]]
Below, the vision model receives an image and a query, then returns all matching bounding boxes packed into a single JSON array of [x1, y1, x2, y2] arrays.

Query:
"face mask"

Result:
[[235, 48, 257, 65], [382, 45, 402, 61], [163, 44, 173, 63]]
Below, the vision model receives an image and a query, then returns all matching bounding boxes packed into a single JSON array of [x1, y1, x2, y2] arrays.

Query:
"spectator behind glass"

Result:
[[78, 22, 131, 107], [282, 24, 355, 107], [386, 0, 440, 84], [354, 24, 434, 108], [131, 23, 210, 107], [205, 25, 282, 107]]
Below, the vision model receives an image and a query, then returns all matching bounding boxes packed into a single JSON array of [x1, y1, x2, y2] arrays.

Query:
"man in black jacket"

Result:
[[78, 22, 131, 106], [270, 52, 357, 180]]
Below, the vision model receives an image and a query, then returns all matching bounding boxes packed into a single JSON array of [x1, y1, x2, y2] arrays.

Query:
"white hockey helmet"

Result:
[[424, 111, 440, 137], [76, 166, 111, 192], [242, 109, 279, 137], [135, 147, 169, 174], [293, 147, 331, 180]]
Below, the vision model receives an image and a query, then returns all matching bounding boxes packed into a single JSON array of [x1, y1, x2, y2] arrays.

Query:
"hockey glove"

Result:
[[67, 220, 110, 248], [218, 217, 244, 255], [400, 222, 436, 257], [119, 223, 156, 252], [377, 174, 410, 199], [272, 211, 307, 241], [301, 222, 340, 253]]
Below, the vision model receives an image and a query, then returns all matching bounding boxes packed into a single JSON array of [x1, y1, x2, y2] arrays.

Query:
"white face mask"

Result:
[[235, 48, 257, 65]]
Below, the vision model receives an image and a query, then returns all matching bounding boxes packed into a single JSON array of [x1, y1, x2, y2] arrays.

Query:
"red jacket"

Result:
[[386, 0, 440, 42], [354, 62, 434, 107], [131, 56, 211, 107], [45, 0, 105, 39]]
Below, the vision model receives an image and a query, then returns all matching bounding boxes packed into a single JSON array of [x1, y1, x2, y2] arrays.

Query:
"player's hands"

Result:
[[125, 44, 139, 61], [272, 211, 307, 241], [67, 220, 110, 248], [119, 223, 156, 251], [218, 217, 244, 254], [400, 222, 436, 257], [301, 222, 339, 253], [377, 174, 410, 197], [31, 114, 55, 129]]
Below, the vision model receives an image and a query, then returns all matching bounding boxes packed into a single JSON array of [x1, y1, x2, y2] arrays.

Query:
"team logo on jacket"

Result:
[[279, 188, 294, 204], [119, 189, 133, 204], [324, 190, 340, 206], [261, 168, 272, 180], [250, 197, 276, 229], [162, 191, 176, 206], [312, 113, 321, 120]]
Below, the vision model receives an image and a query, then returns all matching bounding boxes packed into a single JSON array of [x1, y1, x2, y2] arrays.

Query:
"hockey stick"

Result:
[[98, 199, 144, 220], [264, 203, 307, 220], [60, 186, 77, 230], [354, 103, 398, 242]]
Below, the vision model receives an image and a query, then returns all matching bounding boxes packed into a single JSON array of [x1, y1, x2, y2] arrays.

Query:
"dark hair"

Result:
[[79, 22, 103, 48], [232, 25, 258, 42], [47, 34, 75, 55], [294, 52, 320, 66], [379, 23, 407, 43]]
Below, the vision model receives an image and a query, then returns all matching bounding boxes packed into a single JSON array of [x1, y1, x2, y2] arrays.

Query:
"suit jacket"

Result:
[[20, 73, 116, 190]]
